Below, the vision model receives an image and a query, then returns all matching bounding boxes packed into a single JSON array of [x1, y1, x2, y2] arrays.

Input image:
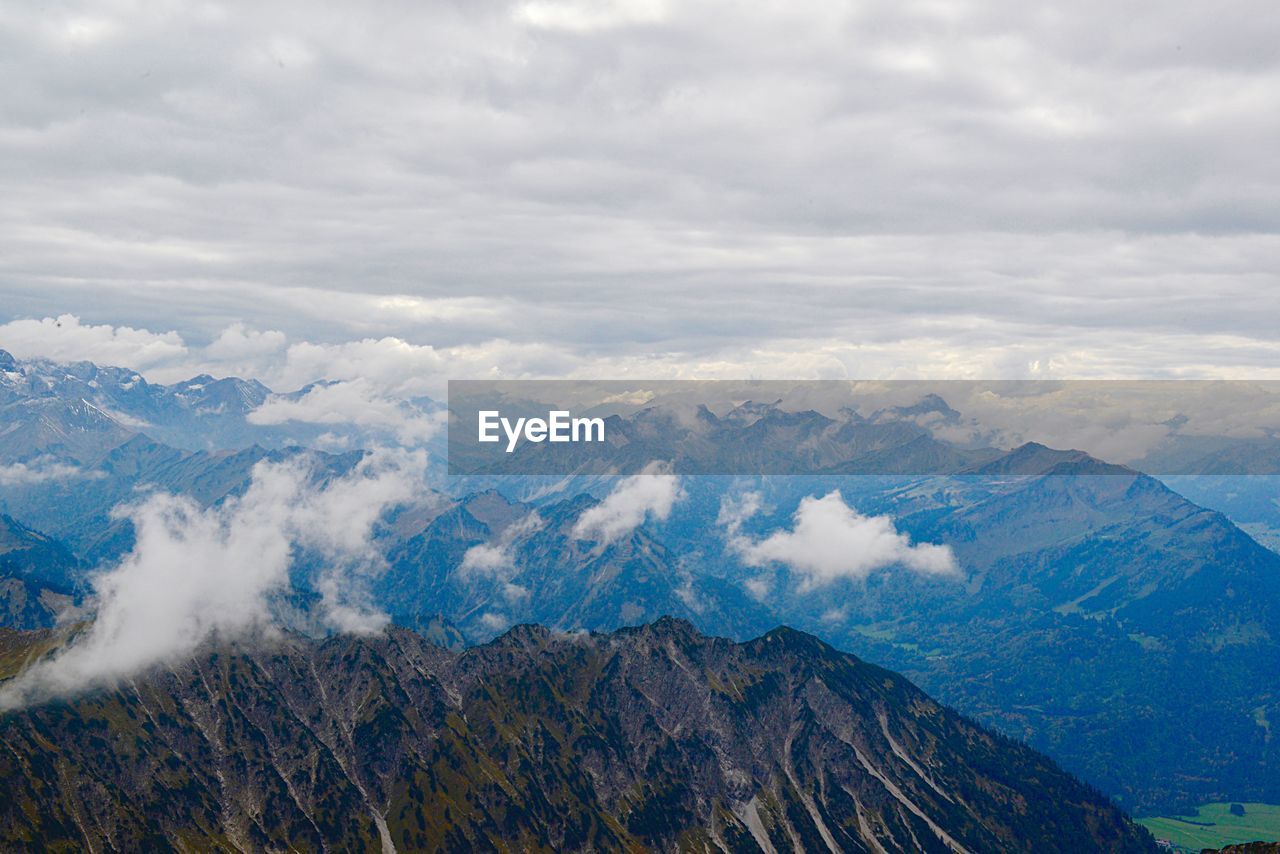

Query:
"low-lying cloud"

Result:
[[0, 458, 98, 486], [458, 511, 544, 578], [572, 462, 683, 545], [248, 378, 444, 446], [716, 488, 763, 537], [726, 490, 957, 592], [0, 449, 422, 711]]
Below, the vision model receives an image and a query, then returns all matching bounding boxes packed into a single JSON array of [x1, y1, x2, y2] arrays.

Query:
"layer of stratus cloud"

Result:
[[3, 1, 1280, 378]]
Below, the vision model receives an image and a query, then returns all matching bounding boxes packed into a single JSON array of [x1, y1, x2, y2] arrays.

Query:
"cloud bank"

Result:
[[3, 0, 1280, 380], [0, 315, 187, 370], [0, 450, 422, 710], [726, 490, 957, 592]]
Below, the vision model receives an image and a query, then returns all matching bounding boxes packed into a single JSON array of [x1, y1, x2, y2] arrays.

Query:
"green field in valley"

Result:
[[1138, 802, 1280, 851]]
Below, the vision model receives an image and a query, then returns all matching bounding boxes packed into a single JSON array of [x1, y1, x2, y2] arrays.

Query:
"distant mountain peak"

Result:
[[486, 621, 556, 648], [722, 398, 785, 424], [639, 613, 699, 638], [966, 441, 1135, 475], [871, 392, 962, 424], [755, 623, 841, 658]]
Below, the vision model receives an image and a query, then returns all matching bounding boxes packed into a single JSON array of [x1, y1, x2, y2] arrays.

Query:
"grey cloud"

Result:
[[1, 0, 1278, 375]]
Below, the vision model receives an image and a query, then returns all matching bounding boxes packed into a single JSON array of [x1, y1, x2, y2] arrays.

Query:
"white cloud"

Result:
[[515, 0, 668, 32], [458, 543, 511, 575], [458, 511, 544, 578], [247, 378, 444, 445], [314, 572, 389, 635], [743, 576, 771, 601], [673, 573, 705, 614], [502, 582, 530, 603], [0, 449, 423, 710], [5, 313, 1280, 467], [820, 606, 848, 624], [730, 491, 957, 592], [716, 489, 763, 537], [571, 462, 683, 545], [479, 611, 510, 632], [204, 322, 287, 361], [0, 314, 187, 369], [598, 389, 656, 407], [266, 337, 449, 397], [9, 313, 1280, 443], [0, 458, 97, 486]]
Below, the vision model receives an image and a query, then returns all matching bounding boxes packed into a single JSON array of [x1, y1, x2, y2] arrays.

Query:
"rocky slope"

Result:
[[0, 619, 1154, 852]]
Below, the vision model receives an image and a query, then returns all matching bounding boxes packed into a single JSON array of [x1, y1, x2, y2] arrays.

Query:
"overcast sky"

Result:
[[3, 0, 1279, 390]]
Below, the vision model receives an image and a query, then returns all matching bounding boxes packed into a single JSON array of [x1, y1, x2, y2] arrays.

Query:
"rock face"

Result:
[[0, 619, 1154, 852]]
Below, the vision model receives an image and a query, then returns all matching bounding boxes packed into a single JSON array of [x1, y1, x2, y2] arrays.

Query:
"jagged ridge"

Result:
[[0, 619, 1154, 852]]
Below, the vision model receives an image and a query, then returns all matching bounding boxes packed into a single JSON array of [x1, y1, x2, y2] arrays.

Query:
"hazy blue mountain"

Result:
[[0, 394, 134, 464], [1160, 474, 1280, 553], [0, 348, 441, 456], [374, 464, 1280, 813], [1137, 435, 1280, 476], [0, 515, 82, 629], [0, 351, 268, 452], [2, 356, 1276, 816], [377, 490, 777, 642], [0, 434, 364, 565], [0, 514, 81, 591], [454, 398, 1004, 476], [855, 470, 1280, 812]]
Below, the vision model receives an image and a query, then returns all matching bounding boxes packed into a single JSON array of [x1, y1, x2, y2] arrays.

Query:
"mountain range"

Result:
[[0, 618, 1155, 852], [0, 348, 438, 455], [362, 469, 1280, 813], [1, 350, 1278, 825]]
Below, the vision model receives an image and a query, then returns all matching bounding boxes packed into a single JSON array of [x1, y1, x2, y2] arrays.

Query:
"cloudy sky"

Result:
[[3, 0, 1280, 390]]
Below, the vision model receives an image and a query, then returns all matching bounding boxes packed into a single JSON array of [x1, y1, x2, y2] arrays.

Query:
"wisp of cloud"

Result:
[[572, 462, 683, 546], [458, 511, 544, 578], [0, 449, 423, 711], [0, 458, 98, 486]]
